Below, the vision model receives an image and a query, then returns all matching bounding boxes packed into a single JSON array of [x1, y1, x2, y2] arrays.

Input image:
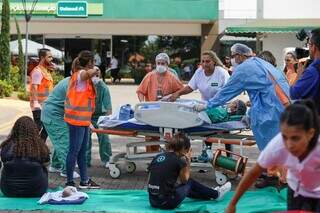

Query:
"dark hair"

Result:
[[310, 28, 320, 50], [72, 50, 94, 71], [258, 51, 277, 67], [235, 100, 247, 115], [280, 100, 319, 151], [38, 48, 50, 59], [166, 133, 190, 152], [0, 116, 50, 161]]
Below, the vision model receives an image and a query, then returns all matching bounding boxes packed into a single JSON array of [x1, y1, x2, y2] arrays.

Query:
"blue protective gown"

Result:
[[207, 57, 290, 150]]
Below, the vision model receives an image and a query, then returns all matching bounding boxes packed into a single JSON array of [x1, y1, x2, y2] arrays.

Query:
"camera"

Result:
[[295, 47, 309, 60]]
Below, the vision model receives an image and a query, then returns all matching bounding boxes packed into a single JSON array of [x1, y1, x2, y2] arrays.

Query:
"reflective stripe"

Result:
[[65, 98, 93, 112], [65, 113, 92, 121]]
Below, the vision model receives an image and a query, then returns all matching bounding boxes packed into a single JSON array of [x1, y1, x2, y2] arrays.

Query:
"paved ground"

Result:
[[0, 80, 258, 212]]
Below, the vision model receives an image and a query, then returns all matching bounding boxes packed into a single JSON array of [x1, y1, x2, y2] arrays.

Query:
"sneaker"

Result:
[[197, 150, 210, 163], [79, 179, 100, 189], [65, 181, 76, 187], [215, 182, 231, 201], [105, 162, 110, 169], [48, 166, 62, 173], [60, 171, 80, 179]]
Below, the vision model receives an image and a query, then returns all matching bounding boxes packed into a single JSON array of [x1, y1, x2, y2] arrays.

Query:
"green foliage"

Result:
[[139, 42, 159, 63], [0, 0, 11, 81], [51, 71, 64, 85], [10, 65, 21, 91], [14, 17, 24, 83], [17, 87, 29, 101], [0, 79, 13, 98]]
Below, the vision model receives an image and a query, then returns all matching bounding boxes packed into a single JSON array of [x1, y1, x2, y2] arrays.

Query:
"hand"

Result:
[[186, 148, 192, 159], [160, 94, 172, 102], [33, 101, 41, 110], [89, 123, 94, 130], [168, 92, 179, 102], [194, 104, 207, 112], [225, 204, 236, 213], [296, 62, 306, 76]]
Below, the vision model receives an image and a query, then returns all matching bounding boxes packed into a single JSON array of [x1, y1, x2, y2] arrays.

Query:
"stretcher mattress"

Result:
[[98, 117, 249, 134]]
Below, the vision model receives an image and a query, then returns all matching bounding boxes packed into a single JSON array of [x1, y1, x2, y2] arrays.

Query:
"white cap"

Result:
[[231, 43, 253, 56], [155, 53, 170, 65]]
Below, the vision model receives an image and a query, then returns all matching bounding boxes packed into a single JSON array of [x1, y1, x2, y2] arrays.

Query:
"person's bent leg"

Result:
[[66, 124, 85, 183], [186, 178, 219, 200]]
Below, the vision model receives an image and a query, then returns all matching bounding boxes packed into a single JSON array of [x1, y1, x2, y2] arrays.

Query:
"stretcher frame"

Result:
[[92, 127, 256, 181]]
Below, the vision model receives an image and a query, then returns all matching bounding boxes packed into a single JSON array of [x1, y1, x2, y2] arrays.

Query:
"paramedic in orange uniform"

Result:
[[64, 50, 100, 189], [29, 48, 54, 141]]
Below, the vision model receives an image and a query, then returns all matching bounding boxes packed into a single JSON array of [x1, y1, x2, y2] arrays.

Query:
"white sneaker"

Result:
[[48, 166, 62, 173], [105, 162, 110, 169], [60, 171, 80, 179], [215, 182, 231, 201]]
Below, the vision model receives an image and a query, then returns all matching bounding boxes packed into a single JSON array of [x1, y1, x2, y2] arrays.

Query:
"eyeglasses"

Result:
[[201, 60, 212, 64]]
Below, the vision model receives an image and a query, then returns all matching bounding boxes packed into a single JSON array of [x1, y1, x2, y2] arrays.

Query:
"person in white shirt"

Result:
[[109, 55, 120, 83], [168, 50, 230, 162], [226, 100, 320, 213]]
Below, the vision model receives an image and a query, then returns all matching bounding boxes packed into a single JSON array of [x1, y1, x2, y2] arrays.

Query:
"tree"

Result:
[[0, 0, 11, 81], [14, 17, 24, 83]]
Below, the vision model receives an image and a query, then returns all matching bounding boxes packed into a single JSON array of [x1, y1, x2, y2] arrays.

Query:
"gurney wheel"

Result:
[[126, 162, 136, 173], [215, 171, 227, 185], [109, 165, 121, 179]]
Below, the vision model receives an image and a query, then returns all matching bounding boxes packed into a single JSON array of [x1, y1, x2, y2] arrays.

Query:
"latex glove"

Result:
[[193, 103, 207, 112], [33, 101, 42, 110], [160, 94, 172, 102]]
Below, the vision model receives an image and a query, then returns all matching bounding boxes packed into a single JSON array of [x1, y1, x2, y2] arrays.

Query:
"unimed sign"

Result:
[[57, 1, 88, 17]]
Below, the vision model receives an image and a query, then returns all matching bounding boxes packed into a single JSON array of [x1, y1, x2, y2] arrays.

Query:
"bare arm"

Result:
[[80, 68, 99, 81], [225, 163, 264, 213], [170, 86, 193, 102], [31, 84, 39, 102], [179, 158, 190, 184], [137, 92, 145, 102]]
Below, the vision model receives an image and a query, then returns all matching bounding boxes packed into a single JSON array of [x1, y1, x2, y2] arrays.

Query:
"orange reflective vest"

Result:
[[29, 65, 54, 106], [64, 71, 96, 126]]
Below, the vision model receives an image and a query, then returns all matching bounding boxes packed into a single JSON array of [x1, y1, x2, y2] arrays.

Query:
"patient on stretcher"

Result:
[[204, 100, 247, 124]]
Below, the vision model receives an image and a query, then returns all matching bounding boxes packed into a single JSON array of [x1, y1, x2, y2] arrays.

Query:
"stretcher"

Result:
[[94, 100, 256, 183]]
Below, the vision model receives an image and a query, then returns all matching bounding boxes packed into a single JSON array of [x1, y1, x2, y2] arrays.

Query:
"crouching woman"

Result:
[[0, 116, 50, 197]]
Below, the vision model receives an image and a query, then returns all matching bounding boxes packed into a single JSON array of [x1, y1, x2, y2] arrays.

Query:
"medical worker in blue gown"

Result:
[[195, 43, 290, 151]]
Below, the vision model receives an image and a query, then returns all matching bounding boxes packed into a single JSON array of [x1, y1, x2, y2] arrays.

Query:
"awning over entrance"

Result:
[[225, 19, 320, 37]]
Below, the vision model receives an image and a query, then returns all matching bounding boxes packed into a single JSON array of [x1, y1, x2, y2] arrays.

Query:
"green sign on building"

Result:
[[57, 1, 88, 17]]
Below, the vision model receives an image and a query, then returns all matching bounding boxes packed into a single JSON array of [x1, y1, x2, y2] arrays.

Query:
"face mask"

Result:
[[156, 65, 167, 73], [231, 58, 238, 68], [91, 76, 100, 85]]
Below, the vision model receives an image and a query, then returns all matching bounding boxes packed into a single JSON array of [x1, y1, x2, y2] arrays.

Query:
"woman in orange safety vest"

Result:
[[64, 50, 100, 189]]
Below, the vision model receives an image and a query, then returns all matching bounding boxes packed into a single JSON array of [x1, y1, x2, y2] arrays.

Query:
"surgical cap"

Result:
[[231, 43, 253, 56], [155, 53, 170, 65]]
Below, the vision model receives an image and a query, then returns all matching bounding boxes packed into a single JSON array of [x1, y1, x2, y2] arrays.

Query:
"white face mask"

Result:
[[91, 76, 100, 85], [231, 58, 238, 68], [156, 65, 167, 73]]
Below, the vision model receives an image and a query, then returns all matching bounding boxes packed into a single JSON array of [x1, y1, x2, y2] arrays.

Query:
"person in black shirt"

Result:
[[0, 116, 50, 197], [147, 133, 231, 209]]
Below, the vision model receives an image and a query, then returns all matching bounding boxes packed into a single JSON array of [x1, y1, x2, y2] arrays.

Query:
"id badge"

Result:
[[211, 82, 218, 87]]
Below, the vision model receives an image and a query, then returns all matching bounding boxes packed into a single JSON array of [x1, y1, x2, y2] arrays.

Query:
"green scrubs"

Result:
[[86, 80, 112, 166], [41, 77, 70, 173]]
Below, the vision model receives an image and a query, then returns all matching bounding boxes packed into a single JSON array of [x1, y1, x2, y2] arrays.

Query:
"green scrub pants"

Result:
[[86, 117, 112, 166], [43, 119, 69, 173]]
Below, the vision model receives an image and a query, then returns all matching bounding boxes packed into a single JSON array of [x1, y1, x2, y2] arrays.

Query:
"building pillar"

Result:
[[201, 21, 219, 54]]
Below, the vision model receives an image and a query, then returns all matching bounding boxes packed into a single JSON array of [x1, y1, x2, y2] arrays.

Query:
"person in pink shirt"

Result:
[[136, 53, 183, 152], [226, 100, 320, 213]]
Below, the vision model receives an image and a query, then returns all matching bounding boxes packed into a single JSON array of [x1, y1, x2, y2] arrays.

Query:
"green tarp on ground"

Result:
[[0, 187, 287, 213]]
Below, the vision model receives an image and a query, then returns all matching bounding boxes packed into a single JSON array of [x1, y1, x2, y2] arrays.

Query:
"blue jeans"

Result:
[[66, 124, 89, 183], [149, 179, 218, 209]]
